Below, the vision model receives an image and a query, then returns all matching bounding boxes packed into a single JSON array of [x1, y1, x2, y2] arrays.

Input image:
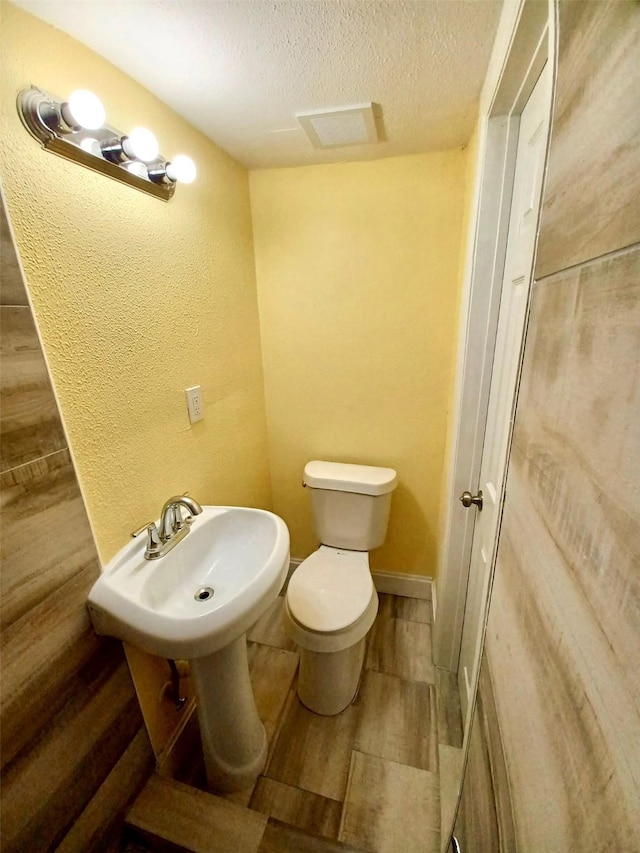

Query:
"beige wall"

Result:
[[251, 151, 468, 576], [0, 3, 271, 565]]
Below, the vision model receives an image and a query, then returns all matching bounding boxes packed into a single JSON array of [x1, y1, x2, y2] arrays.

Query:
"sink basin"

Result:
[[88, 506, 290, 660], [88, 505, 290, 793]]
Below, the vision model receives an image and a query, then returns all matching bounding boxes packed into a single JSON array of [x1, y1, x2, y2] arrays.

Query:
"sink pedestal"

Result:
[[190, 634, 267, 793]]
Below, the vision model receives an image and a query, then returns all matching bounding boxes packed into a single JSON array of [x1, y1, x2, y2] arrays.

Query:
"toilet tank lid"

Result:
[[303, 461, 397, 496]]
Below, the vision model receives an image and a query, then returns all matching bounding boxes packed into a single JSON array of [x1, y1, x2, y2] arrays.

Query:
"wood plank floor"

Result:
[[123, 591, 463, 853]]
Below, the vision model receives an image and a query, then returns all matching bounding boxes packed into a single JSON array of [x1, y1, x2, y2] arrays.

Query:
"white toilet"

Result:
[[283, 460, 397, 715]]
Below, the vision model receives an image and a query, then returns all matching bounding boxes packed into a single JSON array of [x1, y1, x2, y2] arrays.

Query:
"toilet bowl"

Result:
[[283, 461, 397, 715], [284, 546, 378, 714]]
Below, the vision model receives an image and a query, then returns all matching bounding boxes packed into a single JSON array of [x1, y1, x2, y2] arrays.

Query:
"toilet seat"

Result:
[[287, 546, 373, 633], [284, 546, 379, 654]]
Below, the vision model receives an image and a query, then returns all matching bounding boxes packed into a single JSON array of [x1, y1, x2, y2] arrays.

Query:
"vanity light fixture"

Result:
[[17, 85, 196, 201]]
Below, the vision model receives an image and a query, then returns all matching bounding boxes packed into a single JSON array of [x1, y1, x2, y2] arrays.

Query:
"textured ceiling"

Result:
[[13, 0, 503, 169]]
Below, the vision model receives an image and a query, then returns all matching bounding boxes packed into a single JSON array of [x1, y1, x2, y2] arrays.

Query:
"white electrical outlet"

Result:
[[186, 385, 204, 424]]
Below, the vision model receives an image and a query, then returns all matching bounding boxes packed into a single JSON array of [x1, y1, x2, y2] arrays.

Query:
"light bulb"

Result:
[[122, 127, 159, 162], [79, 137, 101, 155], [165, 155, 197, 184], [64, 90, 105, 130], [127, 161, 148, 178]]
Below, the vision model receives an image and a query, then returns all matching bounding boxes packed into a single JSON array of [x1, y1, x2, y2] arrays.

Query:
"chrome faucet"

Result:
[[132, 494, 203, 560], [160, 494, 203, 539]]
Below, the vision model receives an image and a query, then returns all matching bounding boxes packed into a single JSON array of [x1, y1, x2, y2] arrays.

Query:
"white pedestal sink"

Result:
[[190, 636, 267, 790], [87, 506, 290, 792]]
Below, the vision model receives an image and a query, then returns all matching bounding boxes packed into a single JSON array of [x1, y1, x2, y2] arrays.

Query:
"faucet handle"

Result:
[[131, 521, 162, 556], [132, 521, 156, 537]]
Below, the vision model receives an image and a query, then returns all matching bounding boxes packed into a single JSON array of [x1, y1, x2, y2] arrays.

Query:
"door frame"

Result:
[[433, 0, 555, 673]]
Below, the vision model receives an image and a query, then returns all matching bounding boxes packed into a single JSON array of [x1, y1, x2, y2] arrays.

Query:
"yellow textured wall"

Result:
[[250, 151, 468, 576], [0, 3, 272, 565]]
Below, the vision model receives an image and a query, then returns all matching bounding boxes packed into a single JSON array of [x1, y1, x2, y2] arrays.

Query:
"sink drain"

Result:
[[194, 586, 214, 602]]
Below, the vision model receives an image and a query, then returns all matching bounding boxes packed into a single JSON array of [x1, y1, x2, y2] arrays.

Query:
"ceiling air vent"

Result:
[[297, 103, 378, 149]]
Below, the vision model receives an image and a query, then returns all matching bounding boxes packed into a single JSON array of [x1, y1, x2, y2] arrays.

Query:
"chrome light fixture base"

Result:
[[17, 86, 59, 140], [17, 86, 176, 202]]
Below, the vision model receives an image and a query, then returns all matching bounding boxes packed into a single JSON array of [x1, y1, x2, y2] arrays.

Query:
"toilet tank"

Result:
[[303, 461, 397, 551]]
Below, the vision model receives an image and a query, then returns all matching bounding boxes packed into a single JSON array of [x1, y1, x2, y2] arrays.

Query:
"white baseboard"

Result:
[[289, 558, 432, 601], [372, 570, 432, 600]]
